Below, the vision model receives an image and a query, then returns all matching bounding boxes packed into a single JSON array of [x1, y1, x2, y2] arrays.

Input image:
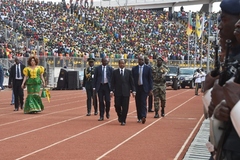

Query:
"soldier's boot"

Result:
[[161, 100, 166, 117], [154, 111, 160, 118], [161, 109, 165, 117]]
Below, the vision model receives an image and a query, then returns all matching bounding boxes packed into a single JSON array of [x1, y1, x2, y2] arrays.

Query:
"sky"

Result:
[[174, 2, 221, 12], [45, 0, 221, 12]]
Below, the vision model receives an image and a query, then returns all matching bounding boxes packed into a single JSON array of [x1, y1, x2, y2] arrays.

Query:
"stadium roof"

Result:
[[93, 0, 221, 10]]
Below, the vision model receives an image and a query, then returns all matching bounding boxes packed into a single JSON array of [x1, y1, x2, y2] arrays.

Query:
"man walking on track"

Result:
[[111, 59, 135, 126], [8, 58, 25, 111], [132, 55, 153, 124], [82, 57, 98, 116], [93, 58, 113, 121], [152, 57, 169, 118]]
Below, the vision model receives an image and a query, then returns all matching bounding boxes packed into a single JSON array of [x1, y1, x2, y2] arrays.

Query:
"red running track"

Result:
[[0, 88, 204, 160]]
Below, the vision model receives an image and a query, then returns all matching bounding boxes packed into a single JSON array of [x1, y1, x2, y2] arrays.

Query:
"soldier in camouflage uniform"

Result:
[[152, 57, 169, 118]]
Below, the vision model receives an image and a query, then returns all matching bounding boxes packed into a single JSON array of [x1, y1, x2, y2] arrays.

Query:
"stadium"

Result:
[[0, 0, 222, 88], [0, 0, 231, 160]]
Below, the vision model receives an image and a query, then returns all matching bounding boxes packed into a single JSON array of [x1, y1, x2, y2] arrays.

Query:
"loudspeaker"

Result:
[[67, 71, 79, 90], [57, 69, 68, 90]]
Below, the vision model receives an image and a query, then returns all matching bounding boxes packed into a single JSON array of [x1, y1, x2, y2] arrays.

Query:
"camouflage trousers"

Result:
[[153, 84, 166, 112]]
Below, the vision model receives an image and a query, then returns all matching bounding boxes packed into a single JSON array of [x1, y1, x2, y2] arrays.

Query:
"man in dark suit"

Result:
[[0, 64, 4, 90], [132, 56, 153, 124], [8, 58, 25, 111], [111, 59, 135, 126], [144, 56, 154, 112], [93, 58, 113, 121], [82, 57, 98, 116]]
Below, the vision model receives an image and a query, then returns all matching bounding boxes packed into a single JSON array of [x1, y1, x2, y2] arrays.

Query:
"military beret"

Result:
[[157, 57, 164, 61], [87, 58, 95, 62], [220, 0, 240, 15]]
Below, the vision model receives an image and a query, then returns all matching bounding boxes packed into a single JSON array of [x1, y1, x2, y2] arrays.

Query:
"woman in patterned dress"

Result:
[[21, 56, 46, 114]]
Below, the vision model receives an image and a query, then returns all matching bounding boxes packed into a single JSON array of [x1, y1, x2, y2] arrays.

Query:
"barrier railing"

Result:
[[0, 57, 214, 88]]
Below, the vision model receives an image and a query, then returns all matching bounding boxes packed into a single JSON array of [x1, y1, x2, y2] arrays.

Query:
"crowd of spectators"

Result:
[[0, 0, 220, 64]]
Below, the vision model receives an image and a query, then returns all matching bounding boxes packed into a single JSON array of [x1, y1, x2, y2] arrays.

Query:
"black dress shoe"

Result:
[[137, 119, 142, 123], [86, 113, 91, 116], [142, 117, 146, 124], [148, 110, 154, 112], [121, 122, 126, 126], [20, 106, 23, 110], [94, 112, 98, 115], [118, 117, 121, 123], [106, 113, 110, 119], [98, 117, 104, 121], [13, 109, 19, 111]]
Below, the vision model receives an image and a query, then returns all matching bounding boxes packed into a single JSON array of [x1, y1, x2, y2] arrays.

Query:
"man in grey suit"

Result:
[[132, 56, 153, 124], [111, 59, 135, 126], [93, 58, 114, 121]]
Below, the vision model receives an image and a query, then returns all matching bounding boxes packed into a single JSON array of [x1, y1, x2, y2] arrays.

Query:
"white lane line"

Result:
[[1, 90, 189, 141], [0, 92, 85, 110], [0, 101, 135, 142], [96, 95, 197, 160], [1, 89, 188, 140], [174, 114, 204, 160], [14, 110, 136, 160], [0, 90, 80, 104], [0, 101, 83, 127], [0, 97, 83, 116], [0, 115, 85, 142], [1, 89, 189, 124], [13, 90, 190, 160]]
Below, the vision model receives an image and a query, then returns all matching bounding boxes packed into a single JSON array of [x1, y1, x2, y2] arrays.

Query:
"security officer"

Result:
[[82, 57, 98, 116], [203, 0, 240, 159], [152, 57, 169, 118]]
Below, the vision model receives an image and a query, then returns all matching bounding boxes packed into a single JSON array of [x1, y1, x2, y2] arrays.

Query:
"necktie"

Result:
[[138, 66, 142, 85], [120, 69, 123, 76], [17, 65, 20, 78], [102, 66, 105, 83]]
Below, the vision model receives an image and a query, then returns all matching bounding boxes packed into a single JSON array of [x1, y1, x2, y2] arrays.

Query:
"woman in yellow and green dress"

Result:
[[21, 56, 46, 114]]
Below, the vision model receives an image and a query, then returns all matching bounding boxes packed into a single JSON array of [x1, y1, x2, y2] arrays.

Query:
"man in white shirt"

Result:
[[194, 69, 201, 95], [200, 68, 206, 93], [111, 59, 135, 125], [8, 58, 25, 111]]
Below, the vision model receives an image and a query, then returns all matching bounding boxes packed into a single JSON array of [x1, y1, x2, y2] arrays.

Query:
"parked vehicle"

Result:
[[178, 68, 197, 89], [165, 66, 180, 90]]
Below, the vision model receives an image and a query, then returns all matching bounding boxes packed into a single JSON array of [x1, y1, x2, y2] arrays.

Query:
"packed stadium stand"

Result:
[[0, 0, 220, 85], [0, 1, 221, 159]]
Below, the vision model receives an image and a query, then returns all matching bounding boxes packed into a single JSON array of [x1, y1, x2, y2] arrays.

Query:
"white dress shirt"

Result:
[[15, 64, 23, 80]]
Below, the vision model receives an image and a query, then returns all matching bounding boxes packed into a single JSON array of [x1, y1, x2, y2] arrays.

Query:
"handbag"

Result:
[[46, 89, 51, 102], [41, 88, 47, 98]]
